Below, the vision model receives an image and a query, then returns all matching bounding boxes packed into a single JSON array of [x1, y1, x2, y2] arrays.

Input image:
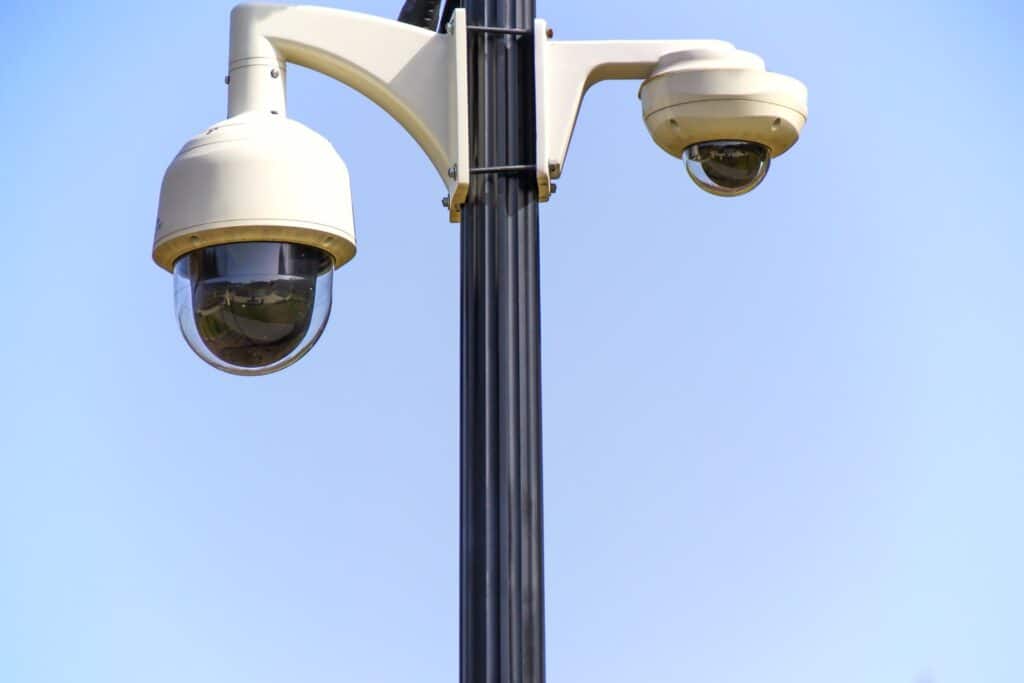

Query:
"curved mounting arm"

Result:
[[227, 3, 470, 221], [533, 18, 733, 201]]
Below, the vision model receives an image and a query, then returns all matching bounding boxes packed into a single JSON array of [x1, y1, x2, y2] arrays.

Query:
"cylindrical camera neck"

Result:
[[227, 4, 287, 117], [228, 60, 287, 117]]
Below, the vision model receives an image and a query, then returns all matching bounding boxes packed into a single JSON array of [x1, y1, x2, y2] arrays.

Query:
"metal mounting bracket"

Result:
[[228, 4, 471, 221], [532, 19, 734, 201]]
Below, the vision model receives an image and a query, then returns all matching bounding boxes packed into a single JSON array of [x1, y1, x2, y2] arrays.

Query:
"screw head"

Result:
[[442, 197, 451, 208], [270, 68, 280, 79], [448, 165, 458, 179]]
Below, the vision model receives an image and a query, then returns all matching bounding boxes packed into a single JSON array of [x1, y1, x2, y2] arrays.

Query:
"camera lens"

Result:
[[173, 242, 333, 375], [684, 140, 771, 197]]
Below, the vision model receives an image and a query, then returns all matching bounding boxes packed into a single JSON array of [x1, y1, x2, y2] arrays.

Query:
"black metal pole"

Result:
[[459, 0, 545, 682]]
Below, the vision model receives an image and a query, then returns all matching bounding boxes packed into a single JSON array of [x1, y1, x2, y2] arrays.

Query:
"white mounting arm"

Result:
[[223, 5, 804, 217], [533, 18, 735, 201], [227, 3, 470, 221]]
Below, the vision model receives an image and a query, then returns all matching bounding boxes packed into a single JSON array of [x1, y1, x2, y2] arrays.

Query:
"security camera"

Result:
[[154, 112, 356, 375], [151, 3, 472, 376], [639, 47, 808, 196], [153, 5, 809, 375]]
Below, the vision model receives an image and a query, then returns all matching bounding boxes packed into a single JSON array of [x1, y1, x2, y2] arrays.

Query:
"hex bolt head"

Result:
[[550, 183, 558, 194], [546, 27, 554, 38], [442, 197, 451, 208], [270, 68, 280, 79], [224, 75, 230, 85], [448, 166, 458, 179]]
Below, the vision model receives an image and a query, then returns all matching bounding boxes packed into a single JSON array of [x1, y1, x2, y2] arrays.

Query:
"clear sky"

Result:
[[2, 1, 1022, 682]]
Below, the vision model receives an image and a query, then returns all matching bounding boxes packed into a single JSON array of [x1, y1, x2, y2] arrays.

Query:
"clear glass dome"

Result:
[[174, 242, 333, 375], [684, 140, 771, 197]]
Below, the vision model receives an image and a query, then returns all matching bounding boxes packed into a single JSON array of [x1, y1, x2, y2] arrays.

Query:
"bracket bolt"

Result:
[[546, 27, 554, 38], [448, 165, 458, 179], [442, 196, 451, 208], [270, 68, 280, 79]]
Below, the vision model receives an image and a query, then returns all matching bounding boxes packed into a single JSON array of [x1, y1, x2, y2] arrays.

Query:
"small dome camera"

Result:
[[639, 47, 807, 197]]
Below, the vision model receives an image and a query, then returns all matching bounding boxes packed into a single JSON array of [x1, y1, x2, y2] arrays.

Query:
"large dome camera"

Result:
[[154, 112, 356, 375]]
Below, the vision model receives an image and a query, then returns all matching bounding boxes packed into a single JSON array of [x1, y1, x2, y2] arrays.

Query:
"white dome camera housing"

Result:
[[639, 47, 807, 196], [153, 112, 356, 375]]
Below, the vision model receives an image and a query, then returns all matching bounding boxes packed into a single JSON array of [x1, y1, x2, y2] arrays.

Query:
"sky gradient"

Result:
[[2, 1, 1022, 682]]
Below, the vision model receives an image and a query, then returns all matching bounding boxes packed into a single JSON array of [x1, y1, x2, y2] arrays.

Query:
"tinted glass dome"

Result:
[[174, 242, 333, 375], [684, 140, 771, 197]]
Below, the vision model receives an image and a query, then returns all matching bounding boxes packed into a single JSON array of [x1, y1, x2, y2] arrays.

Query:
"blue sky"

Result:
[[2, 1, 1022, 681]]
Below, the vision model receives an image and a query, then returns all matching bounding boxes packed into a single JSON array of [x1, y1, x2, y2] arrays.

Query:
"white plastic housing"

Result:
[[153, 112, 356, 272], [639, 48, 808, 158]]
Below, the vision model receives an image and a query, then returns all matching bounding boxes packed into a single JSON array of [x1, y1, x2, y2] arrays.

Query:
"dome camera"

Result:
[[639, 47, 807, 197], [153, 112, 356, 375]]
